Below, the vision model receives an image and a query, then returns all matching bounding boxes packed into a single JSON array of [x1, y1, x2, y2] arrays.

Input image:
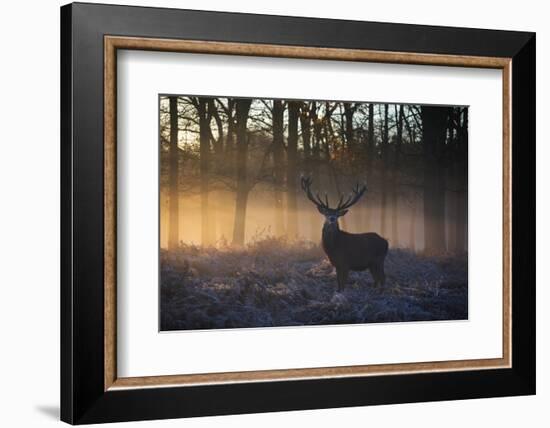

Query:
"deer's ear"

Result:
[[339, 210, 349, 216]]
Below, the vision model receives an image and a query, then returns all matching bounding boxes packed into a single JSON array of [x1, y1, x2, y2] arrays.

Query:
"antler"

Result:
[[300, 176, 330, 210], [336, 182, 367, 211], [301, 176, 367, 212]]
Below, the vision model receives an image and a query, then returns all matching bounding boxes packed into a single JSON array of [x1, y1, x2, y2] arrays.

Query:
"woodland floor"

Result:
[[160, 237, 468, 331]]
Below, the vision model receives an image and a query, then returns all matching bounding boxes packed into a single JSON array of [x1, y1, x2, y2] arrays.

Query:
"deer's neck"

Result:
[[322, 222, 341, 256]]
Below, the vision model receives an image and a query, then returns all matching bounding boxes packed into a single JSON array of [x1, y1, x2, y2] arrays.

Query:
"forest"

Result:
[[159, 95, 468, 331]]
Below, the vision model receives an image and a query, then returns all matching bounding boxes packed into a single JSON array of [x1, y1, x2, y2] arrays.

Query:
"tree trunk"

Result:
[[168, 96, 179, 250], [455, 108, 468, 253], [272, 100, 285, 236], [286, 101, 299, 239], [455, 191, 466, 253], [232, 99, 252, 246], [380, 104, 389, 238], [224, 99, 235, 157], [409, 192, 417, 252], [300, 102, 312, 159], [365, 103, 375, 231], [197, 98, 211, 246], [311, 102, 322, 240], [404, 106, 420, 251], [391, 105, 403, 246], [207, 99, 226, 246], [300, 102, 316, 240], [343, 102, 355, 149], [446, 109, 458, 252], [421, 105, 450, 254]]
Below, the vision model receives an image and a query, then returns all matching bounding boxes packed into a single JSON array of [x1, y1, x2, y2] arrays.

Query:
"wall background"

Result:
[[0, 0, 545, 426]]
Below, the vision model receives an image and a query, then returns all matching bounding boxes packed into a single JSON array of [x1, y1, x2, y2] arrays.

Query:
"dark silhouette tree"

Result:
[[343, 102, 356, 149], [310, 101, 323, 239], [272, 99, 285, 236], [421, 105, 451, 253], [455, 108, 468, 253], [232, 98, 252, 245], [167, 96, 179, 250], [409, 192, 417, 252], [391, 104, 404, 246], [286, 101, 300, 238], [195, 97, 212, 246], [365, 103, 375, 231], [300, 102, 312, 160], [220, 98, 235, 157], [299, 101, 316, 238], [380, 104, 390, 238]]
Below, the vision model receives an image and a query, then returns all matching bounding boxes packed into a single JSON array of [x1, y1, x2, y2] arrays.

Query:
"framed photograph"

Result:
[[61, 2, 535, 424]]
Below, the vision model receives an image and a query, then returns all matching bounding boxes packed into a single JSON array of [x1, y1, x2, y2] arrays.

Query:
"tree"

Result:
[[300, 101, 317, 239], [232, 98, 252, 245], [286, 101, 300, 238], [167, 96, 179, 250], [455, 108, 468, 253], [205, 99, 226, 245], [272, 100, 285, 236], [391, 105, 404, 246], [409, 191, 417, 252], [196, 98, 212, 246], [343, 102, 356, 149], [380, 104, 389, 238], [421, 105, 451, 253], [365, 103, 375, 231], [403, 106, 419, 251], [310, 101, 323, 239], [221, 98, 236, 157], [300, 102, 312, 160]]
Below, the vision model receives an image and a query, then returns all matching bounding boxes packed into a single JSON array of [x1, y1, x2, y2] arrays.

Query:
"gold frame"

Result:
[[104, 36, 512, 391]]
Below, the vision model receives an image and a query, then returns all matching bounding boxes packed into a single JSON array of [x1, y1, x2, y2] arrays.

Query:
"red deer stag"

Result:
[[301, 177, 389, 291]]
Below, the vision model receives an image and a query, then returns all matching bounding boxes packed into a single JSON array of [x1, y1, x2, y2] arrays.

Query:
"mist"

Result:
[[159, 96, 467, 253]]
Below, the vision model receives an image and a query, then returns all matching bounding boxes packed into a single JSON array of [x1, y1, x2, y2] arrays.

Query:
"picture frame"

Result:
[[60, 2, 535, 424]]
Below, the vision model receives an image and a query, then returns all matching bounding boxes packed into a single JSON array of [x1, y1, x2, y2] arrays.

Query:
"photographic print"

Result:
[[159, 95, 468, 331]]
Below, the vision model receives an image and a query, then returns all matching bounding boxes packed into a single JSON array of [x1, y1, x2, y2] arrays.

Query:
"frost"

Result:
[[160, 237, 467, 331]]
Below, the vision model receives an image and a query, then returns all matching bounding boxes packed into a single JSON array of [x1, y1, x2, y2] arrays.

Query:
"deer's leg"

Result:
[[370, 265, 380, 287], [371, 264, 385, 287], [369, 266, 378, 287], [336, 268, 348, 292], [377, 262, 386, 287]]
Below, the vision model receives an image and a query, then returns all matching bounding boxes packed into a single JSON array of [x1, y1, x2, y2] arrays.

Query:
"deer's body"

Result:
[[301, 176, 389, 291], [322, 223, 388, 291]]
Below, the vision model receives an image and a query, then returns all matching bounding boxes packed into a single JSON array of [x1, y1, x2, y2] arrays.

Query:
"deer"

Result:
[[301, 176, 389, 292]]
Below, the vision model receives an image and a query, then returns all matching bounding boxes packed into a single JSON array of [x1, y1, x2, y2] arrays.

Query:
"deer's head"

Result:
[[300, 176, 367, 228]]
